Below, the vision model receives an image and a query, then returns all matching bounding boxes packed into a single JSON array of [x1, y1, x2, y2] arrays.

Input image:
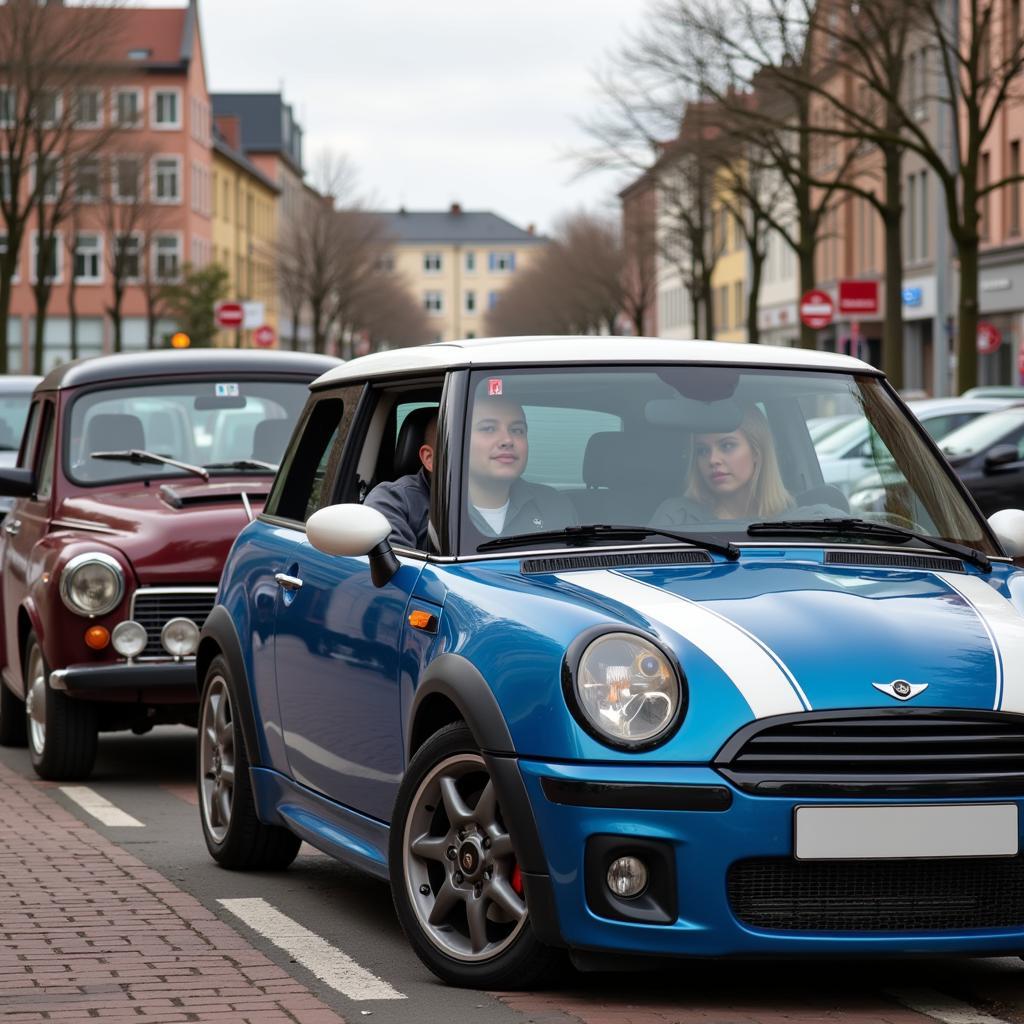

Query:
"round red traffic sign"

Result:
[[215, 301, 244, 329], [977, 320, 1002, 355], [253, 325, 276, 348], [800, 289, 834, 330]]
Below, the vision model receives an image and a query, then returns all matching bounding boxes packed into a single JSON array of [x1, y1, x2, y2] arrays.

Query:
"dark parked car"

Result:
[[0, 349, 338, 780], [0, 375, 42, 517]]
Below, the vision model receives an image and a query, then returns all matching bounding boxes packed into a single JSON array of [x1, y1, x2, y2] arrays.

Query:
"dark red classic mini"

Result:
[[0, 349, 337, 780]]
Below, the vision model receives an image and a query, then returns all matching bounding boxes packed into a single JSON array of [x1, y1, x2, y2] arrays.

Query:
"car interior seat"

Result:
[[793, 483, 850, 514], [252, 419, 292, 465], [83, 413, 145, 456], [392, 406, 438, 479]]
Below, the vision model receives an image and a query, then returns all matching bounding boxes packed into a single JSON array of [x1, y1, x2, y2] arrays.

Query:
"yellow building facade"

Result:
[[212, 134, 279, 347], [710, 166, 748, 343]]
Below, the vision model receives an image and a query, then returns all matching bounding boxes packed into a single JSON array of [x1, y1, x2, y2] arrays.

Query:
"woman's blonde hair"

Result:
[[685, 405, 793, 518]]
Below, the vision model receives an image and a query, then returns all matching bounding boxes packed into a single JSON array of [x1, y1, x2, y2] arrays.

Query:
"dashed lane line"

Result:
[[888, 987, 1010, 1024], [58, 785, 145, 827], [219, 897, 406, 1002]]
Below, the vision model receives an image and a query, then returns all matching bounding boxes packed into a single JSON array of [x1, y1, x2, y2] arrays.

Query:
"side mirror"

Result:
[[988, 509, 1024, 557], [984, 444, 1020, 473], [0, 467, 35, 498], [306, 503, 399, 588]]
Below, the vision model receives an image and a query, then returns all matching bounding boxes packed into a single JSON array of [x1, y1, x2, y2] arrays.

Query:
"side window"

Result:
[[519, 405, 622, 489], [17, 401, 41, 470], [266, 390, 360, 524], [35, 404, 56, 500]]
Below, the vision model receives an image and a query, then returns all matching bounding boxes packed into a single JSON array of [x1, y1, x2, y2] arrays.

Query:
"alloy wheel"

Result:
[[403, 753, 528, 962], [25, 645, 47, 756], [200, 674, 236, 844]]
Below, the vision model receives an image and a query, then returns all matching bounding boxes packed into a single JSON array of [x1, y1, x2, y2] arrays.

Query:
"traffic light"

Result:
[[170, 332, 191, 349]]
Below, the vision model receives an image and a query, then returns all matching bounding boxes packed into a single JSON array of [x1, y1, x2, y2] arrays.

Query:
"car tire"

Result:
[[0, 677, 27, 747], [24, 632, 97, 780], [389, 722, 554, 989], [198, 654, 300, 870]]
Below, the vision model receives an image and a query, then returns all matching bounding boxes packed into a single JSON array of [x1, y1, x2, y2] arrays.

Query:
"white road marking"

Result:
[[888, 987, 1010, 1024], [557, 569, 808, 717], [218, 897, 405, 1001], [59, 786, 144, 827]]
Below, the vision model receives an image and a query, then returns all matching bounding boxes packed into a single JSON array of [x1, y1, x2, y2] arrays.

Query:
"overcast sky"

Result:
[[165, 0, 650, 235]]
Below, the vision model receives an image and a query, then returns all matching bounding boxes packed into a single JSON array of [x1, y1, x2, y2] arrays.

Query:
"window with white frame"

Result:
[[424, 290, 443, 314], [35, 91, 61, 128], [73, 233, 102, 283], [153, 234, 181, 281], [113, 88, 142, 127], [152, 89, 180, 129], [112, 155, 141, 202], [488, 251, 515, 272], [465, 290, 476, 313], [423, 252, 442, 273], [465, 250, 476, 272], [74, 88, 102, 128], [33, 156, 60, 201], [75, 156, 100, 202], [152, 156, 180, 203], [0, 87, 15, 128], [114, 233, 142, 282], [31, 232, 61, 284]]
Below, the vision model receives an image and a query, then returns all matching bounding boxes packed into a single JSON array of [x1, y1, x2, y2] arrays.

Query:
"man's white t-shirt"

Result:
[[473, 501, 509, 534]]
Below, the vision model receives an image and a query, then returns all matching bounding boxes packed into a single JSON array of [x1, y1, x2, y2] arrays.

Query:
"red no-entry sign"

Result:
[[215, 302, 244, 329], [977, 321, 1002, 355], [800, 290, 834, 330], [253, 325, 276, 348]]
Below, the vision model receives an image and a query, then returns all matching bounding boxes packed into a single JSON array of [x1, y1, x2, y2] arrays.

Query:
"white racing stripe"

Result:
[[59, 786, 144, 827], [558, 569, 808, 718], [938, 573, 1024, 712], [888, 987, 1010, 1024], [218, 898, 405, 1001]]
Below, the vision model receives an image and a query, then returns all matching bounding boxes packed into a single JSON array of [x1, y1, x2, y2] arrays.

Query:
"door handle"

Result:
[[3, 518, 21, 535], [274, 572, 303, 591]]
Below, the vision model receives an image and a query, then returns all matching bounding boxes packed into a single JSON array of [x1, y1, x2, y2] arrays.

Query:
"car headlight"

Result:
[[566, 631, 686, 749], [59, 552, 125, 617]]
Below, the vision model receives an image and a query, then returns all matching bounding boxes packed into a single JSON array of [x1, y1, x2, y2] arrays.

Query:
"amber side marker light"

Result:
[[408, 610, 438, 632], [85, 625, 110, 650]]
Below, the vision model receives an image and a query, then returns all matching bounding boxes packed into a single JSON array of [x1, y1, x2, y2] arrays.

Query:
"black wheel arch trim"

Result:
[[196, 605, 265, 769]]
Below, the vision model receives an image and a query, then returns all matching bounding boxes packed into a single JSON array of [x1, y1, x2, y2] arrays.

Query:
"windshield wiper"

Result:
[[90, 449, 209, 482], [747, 517, 991, 572], [476, 523, 740, 561], [203, 459, 277, 473]]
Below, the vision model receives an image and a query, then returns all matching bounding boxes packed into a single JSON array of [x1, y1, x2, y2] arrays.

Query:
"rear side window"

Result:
[[18, 401, 41, 470], [520, 405, 621, 488]]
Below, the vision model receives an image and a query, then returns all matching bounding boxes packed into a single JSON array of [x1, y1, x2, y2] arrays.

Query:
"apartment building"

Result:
[[377, 205, 546, 343], [211, 117, 279, 347], [6, 0, 214, 371]]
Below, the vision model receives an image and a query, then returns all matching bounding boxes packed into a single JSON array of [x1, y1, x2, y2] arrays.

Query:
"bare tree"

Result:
[[343, 267, 432, 354], [0, 0, 122, 372]]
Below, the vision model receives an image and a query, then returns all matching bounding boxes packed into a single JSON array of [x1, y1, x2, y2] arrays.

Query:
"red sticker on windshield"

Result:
[[487, 378, 503, 396]]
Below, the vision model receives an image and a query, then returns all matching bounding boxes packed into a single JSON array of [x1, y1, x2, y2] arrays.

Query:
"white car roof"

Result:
[[313, 336, 875, 388]]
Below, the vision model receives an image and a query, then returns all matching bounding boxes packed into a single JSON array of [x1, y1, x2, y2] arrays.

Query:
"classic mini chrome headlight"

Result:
[[59, 552, 124, 617], [160, 617, 200, 658], [568, 631, 685, 748]]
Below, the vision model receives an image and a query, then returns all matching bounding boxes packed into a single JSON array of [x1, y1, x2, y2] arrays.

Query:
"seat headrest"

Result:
[[583, 429, 687, 490], [252, 419, 292, 464], [394, 406, 437, 478], [83, 413, 144, 456]]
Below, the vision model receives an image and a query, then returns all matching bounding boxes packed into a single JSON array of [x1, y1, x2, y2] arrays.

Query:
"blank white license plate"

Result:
[[794, 803, 1019, 860]]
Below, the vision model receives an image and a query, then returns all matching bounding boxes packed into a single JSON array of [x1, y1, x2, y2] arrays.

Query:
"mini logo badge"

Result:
[[873, 678, 928, 701], [532, 517, 543, 527]]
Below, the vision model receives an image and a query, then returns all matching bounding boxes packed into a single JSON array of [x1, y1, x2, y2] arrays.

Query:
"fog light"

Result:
[[111, 620, 147, 658], [606, 856, 648, 899], [84, 625, 109, 650], [160, 617, 199, 658]]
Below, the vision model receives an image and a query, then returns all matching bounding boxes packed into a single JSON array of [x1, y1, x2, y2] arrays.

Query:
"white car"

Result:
[[816, 397, 1019, 495]]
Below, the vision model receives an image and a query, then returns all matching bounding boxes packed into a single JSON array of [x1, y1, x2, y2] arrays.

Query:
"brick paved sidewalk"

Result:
[[0, 761, 345, 1024]]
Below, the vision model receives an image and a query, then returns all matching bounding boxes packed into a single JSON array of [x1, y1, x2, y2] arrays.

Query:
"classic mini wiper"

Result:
[[747, 517, 991, 572], [203, 459, 277, 472], [90, 449, 209, 481], [476, 523, 740, 561]]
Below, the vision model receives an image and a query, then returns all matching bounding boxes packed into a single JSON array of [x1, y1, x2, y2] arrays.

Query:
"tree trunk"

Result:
[[31, 293, 46, 374], [290, 306, 300, 351], [0, 270, 14, 373], [68, 275, 79, 362], [881, 144, 904, 390], [798, 241, 816, 349], [956, 238, 980, 395], [746, 246, 763, 344]]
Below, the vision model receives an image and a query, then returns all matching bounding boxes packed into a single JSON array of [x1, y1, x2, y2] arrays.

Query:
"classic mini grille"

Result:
[[716, 710, 1024, 797], [728, 856, 1024, 931], [130, 588, 216, 659], [522, 550, 712, 574], [824, 550, 966, 572]]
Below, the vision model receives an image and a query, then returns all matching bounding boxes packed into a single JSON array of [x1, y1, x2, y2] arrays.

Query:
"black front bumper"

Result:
[[49, 660, 197, 694]]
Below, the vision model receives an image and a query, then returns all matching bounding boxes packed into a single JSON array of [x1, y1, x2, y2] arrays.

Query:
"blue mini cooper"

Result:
[[197, 337, 1024, 987]]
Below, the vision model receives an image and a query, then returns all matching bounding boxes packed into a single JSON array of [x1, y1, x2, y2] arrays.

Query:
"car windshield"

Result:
[[66, 378, 308, 485], [458, 366, 995, 556], [0, 391, 32, 452], [938, 408, 1024, 458]]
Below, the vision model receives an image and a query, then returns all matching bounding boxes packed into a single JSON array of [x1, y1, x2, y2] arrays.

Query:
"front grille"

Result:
[[729, 856, 1024, 931], [130, 587, 217, 659], [522, 550, 712, 574], [716, 710, 1024, 797]]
